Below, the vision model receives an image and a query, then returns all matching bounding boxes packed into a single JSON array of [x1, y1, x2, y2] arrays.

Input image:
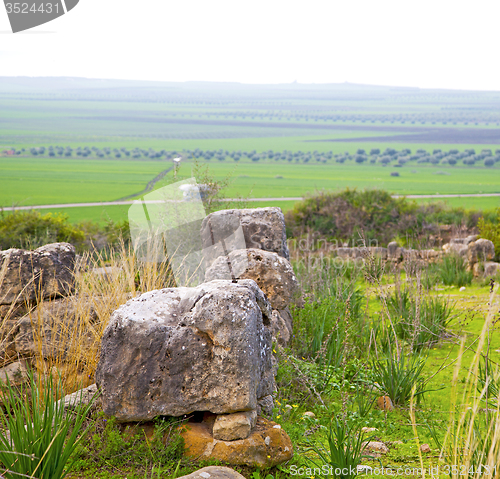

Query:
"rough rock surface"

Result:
[[201, 207, 289, 263], [58, 383, 99, 412], [213, 410, 257, 441], [0, 360, 28, 386], [468, 239, 495, 264], [0, 243, 76, 305], [376, 396, 394, 411], [205, 249, 298, 310], [473, 261, 500, 278], [96, 280, 275, 421], [269, 308, 293, 345], [177, 467, 246, 479], [362, 441, 389, 455], [181, 416, 293, 467]]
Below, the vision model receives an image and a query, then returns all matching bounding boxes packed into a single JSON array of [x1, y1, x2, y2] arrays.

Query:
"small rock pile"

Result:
[[96, 207, 295, 467], [0, 243, 82, 384]]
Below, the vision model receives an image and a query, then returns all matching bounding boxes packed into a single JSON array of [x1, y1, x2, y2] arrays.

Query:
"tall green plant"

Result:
[[371, 353, 431, 406], [306, 418, 370, 478], [0, 370, 95, 479]]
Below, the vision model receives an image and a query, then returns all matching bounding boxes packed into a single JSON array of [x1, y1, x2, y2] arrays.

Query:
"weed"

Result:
[[0, 368, 96, 479]]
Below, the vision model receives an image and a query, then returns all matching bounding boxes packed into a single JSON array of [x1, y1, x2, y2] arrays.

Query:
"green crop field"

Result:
[[1, 78, 500, 224]]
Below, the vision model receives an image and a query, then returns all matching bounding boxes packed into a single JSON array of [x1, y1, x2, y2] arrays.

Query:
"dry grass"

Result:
[[0, 240, 176, 395]]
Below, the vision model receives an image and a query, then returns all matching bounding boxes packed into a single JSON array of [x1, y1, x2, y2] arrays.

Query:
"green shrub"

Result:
[[285, 188, 487, 246], [425, 253, 473, 288], [305, 418, 371, 478], [478, 209, 500, 261], [371, 353, 431, 406], [0, 210, 86, 250], [387, 288, 454, 350]]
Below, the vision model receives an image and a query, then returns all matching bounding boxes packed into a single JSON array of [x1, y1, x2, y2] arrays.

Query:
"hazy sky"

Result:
[[1, 0, 499, 90]]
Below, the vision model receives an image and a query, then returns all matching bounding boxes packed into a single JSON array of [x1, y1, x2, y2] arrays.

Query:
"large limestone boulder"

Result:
[[468, 239, 495, 264], [96, 280, 275, 422], [201, 208, 289, 264], [205, 249, 297, 345], [205, 249, 298, 310], [0, 243, 76, 306]]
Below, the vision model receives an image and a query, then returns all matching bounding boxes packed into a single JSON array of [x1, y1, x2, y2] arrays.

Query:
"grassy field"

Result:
[[2, 78, 500, 224]]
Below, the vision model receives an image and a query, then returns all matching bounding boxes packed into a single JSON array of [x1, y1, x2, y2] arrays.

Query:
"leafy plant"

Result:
[[371, 352, 431, 406], [425, 253, 473, 288], [305, 418, 370, 478], [0, 369, 95, 479], [478, 209, 500, 261], [387, 288, 455, 351]]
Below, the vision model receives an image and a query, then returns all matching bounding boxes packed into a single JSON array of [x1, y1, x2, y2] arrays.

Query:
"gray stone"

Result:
[[387, 242, 402, 260], [468, 239, 495, 264], [201, 207, 289, 264], [269, 308, 293, 345], [0, 243, 75, 306], [473, 261, 500, 278], [0, 360, 28, 386], [213, 410, 257, 441], [257, 395, 274, 416], [177, 467, 246, 479], [205, 249, 298, 310], [96, 279, 275, 421]]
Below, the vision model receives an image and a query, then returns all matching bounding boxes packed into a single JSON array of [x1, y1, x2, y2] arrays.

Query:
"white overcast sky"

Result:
[[0, 0, 499, 90]]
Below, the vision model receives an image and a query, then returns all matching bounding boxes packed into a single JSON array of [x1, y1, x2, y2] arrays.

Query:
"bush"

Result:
[[425, 253, 473, 287], [478, 209, 500, 261], [371, 353, 431, 406], [285, 188, 488, 246], [387, 288, 454, 350], [0, 210, 86, 250]]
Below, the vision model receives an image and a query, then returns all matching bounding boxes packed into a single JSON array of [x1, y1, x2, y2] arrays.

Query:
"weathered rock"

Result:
[[213, 410, 257, 441], [96, 280, 275, 422], [201, 207, 289, 263], [0, 243, 75, 306], [0, 360, 28, 386], [205, 249, 298, 310], [181, 416, 293, 467], [420, 443, 431, 453], [367, 247, 388, 260], [177, 467, 246, 479], [362, 441, 389, 455], [473, 261, 500, 278], [58, 383, 99, 412], [14, 297, 97, 360], [269, 308, 293, 345], [257, 395, 274, 416], [468, 239, 495, 264], [375, 396, 394, 411], [387, 242, 403, 260], [443, 242, 469, 257]]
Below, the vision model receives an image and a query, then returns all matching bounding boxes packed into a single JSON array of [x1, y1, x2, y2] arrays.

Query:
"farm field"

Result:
[[2, 158, 500, 223], [1, 78, 500, 224]]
